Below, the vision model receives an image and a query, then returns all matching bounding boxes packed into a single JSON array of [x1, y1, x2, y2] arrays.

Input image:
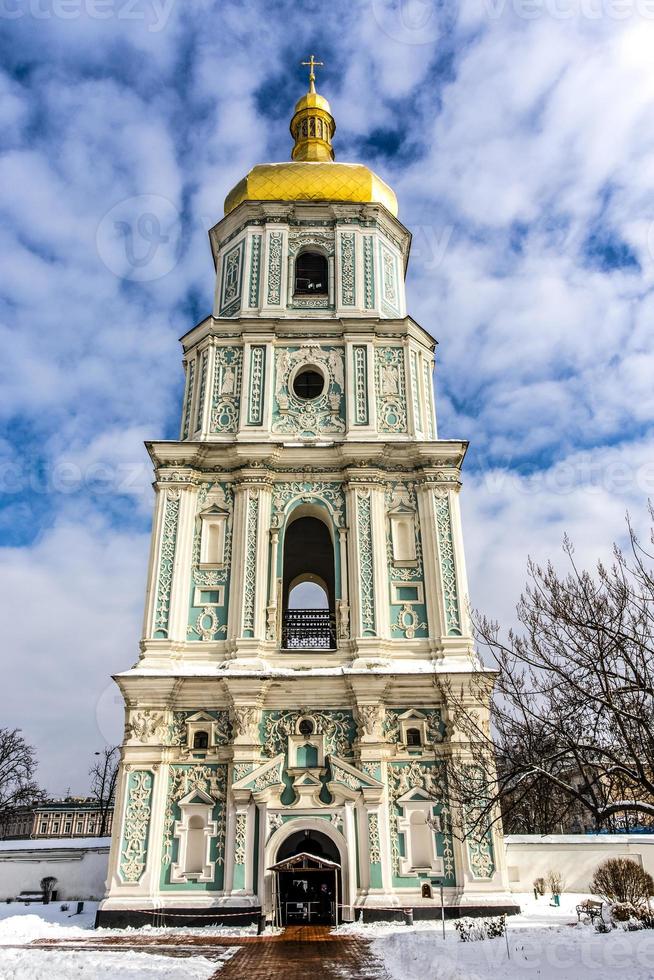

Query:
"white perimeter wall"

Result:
[[0, 840, 110, 900], [2, 834, 653, 902], [505, 834, 654, 893]]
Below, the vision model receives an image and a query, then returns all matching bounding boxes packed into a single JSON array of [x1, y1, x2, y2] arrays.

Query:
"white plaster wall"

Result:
[[505, 835, 654, 893], [0, 841, 110, 900]]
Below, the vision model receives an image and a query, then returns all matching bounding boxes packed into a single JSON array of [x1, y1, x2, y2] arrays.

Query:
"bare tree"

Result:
[[0, 728, 43, 831], [89, 746, 120, 837], [442, 511, 654, 838]]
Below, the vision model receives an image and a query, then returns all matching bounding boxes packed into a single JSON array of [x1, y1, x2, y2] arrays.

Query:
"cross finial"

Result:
[[301, 54, 324, 94]]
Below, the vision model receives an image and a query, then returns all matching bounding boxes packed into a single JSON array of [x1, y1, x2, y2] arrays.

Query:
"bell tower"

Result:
[[97, 63, 515, 928]]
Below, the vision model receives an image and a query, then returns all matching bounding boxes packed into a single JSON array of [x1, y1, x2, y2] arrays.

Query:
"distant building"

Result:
[[0, 799, 113, 840]]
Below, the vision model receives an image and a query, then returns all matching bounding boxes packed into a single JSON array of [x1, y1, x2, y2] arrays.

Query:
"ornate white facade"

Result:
[[98, 80, 514, 927]]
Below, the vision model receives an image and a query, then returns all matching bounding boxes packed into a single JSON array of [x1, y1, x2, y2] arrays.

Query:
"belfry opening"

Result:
[[282, 515, 336, 650]]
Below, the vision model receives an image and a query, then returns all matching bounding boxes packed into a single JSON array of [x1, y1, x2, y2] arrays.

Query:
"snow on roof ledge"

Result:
[[505, 834, 654, 845], [0, 836, 111, 852]]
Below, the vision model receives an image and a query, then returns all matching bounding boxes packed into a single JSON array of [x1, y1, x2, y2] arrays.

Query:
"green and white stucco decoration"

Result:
[[272, 345, 345, 438], [210, 346, 242, 434], [363, 234, 375, 309], [353, 346, 369, 425], [248, 234, 262, 308], [387, 761, 456, 887], [161, 763, 228, 891], [247, 345, 266, 425], [165, 710, 232, 747], [340, 232, 355, 306], [422, 359, 435, 438], [153, 488, 181, 639], [242, 490, 259, 637], [195, 350, 209, 433], [375, 347, 408, 433], [385, 482, 429, 639], [233, 812, 248, 865], [271, 481, 345, 531], [434, 492, 462, 636], [410, 351, 422, 433], [187, 483, 233, 641], [382, 708, 445, 744], [267, 231, 283, 305], [119, 770, 153, 883], [261, 710, 356, 759], [462, 765, 496, 879], [379, 241, 400, 316], [219, 240, 245, 317], [181, 358, 195, 440], [356, 489, 376, 636]]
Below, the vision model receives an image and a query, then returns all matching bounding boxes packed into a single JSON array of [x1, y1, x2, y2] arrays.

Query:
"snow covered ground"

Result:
[[0, 901, 247, 978], [340, 893, 654, 980], [2, 894, 654, 979]]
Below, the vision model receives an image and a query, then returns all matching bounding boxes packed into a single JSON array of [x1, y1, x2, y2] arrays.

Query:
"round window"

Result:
[[292, 367, 325, 401], [299, 718, 314, 736]]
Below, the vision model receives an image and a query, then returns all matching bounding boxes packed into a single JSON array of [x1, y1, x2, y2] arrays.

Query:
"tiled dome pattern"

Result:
[[224, 162, 398, 217]]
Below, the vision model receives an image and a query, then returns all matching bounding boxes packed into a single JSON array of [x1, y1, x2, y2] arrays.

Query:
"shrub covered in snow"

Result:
[[454, 914, 506, 942], [590, 858, 654, 908]]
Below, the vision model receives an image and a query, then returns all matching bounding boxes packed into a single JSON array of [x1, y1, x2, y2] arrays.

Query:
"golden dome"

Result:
[[224, 161, 398, 216], [223, 64, 398, 217]]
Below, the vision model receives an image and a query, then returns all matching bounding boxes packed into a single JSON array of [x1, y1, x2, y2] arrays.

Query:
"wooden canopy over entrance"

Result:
[[268, 852, 341, 927]]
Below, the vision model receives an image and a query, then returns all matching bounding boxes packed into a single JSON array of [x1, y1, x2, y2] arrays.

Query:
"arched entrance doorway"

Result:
[[270, 828, 342, 925]]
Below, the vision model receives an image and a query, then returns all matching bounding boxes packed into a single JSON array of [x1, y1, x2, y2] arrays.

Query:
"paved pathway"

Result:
[[31, 924, 392, 979]]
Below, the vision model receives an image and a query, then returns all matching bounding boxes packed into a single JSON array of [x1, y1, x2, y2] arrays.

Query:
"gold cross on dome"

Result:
[[301, 54, 324, 92]]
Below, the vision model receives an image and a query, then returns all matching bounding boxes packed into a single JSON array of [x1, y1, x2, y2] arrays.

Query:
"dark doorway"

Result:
[[282, 516, 336, 649], [271, 831, 342, 926]]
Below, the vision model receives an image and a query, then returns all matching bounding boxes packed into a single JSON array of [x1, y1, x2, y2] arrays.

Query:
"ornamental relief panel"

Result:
[[119, 770, 153, 883], [270, 481, 345, 530], [187, 483, 233, 642], [387, 761, 456, 884], [375, 347, 408, 434], [153, 488, 181, 639], [261, 710, 355, 759], [161, 764, 228, 889], [272, 345, 345, 438], [210, 347, 242, 434], [126, 710, 167, 745], [385, 482, 429, 639]]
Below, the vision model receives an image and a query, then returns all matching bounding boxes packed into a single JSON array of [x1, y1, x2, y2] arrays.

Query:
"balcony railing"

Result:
[[282, 609, 336, 650]]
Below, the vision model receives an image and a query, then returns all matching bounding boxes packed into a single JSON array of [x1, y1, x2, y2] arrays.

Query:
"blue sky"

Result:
[[2, 0, 654, 793]]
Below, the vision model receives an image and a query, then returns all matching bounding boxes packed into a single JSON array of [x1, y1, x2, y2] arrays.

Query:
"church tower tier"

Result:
[[97, 65, 515, 928]]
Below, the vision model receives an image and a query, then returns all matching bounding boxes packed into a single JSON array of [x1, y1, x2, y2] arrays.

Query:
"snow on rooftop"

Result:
[[0, 837, 110, 852]]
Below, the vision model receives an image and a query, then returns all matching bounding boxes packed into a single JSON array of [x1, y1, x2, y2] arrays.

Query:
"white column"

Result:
[[370, 485, 390, 639], [168, 485, 198, 642], [142, 486, 167, 638], [416, 482, 445, 643], [343, 801, 357, 920]]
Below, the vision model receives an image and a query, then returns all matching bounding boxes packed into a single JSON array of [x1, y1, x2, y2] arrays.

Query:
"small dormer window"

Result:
[[193, 731, 209, 750], [406, 727, 422, 747], [294, 251, 328, 295]]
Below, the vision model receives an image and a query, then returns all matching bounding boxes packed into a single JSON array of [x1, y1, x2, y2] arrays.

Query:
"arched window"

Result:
[[193, 731, 209, 750], [294, 251, 328, 295], [406, 727, 422, 747], [282, 516, 336, 650]]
